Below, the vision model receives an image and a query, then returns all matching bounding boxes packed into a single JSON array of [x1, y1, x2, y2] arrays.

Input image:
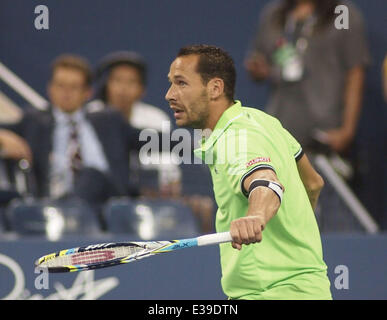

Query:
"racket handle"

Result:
[[197, 231, 232, 246]]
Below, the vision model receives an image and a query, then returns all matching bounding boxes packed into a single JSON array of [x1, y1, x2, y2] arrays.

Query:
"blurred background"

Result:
[[0, 0, 386, 300]]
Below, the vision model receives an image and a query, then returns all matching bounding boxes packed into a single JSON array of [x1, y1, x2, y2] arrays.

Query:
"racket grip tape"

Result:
[[196, 232, 232, 246]]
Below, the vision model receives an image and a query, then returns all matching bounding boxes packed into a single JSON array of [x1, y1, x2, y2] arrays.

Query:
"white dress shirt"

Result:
[[49, 107, 110, 198]]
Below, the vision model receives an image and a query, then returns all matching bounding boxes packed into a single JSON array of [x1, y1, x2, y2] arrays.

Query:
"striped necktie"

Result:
[[68, 119, 83, 176]]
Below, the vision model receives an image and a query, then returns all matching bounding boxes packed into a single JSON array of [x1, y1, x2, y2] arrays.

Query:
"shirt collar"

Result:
[[194, 100, 244, 160], [53, 107, 85, 125]]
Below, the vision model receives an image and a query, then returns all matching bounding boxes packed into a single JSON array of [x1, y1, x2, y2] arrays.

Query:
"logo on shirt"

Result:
[[245, 157, 271, 168]]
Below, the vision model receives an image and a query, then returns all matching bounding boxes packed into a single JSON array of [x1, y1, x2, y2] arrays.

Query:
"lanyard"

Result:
[[283, 14, 317, 55]]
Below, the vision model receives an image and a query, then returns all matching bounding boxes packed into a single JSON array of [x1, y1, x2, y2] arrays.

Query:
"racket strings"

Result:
[[39, 242, 169, 268], [40, 244, 145, 267]]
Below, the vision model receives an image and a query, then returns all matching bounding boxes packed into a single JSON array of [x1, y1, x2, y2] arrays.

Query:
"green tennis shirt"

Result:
[[194, 101, 332, 300]]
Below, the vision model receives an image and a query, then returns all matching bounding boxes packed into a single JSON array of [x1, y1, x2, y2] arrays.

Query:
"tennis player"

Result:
[[165, 44, 332, 300]]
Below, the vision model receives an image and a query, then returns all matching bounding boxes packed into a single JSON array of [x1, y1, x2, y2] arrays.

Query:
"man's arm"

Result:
[[244, 3, 276, 83], [230, 168, 282, 250], [0, 129, 32, 163], [244, 52, 271, 82], [296, 154, 324, 210]]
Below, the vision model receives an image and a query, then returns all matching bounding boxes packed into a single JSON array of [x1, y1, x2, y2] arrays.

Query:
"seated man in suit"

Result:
[[0, 54, 147, 217]]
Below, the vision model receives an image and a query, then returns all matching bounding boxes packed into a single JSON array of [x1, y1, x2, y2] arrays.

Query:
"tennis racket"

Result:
[[34, 231, 232, 273]]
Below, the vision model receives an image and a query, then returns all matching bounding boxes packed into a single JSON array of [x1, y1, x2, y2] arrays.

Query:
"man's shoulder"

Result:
[[85, 99, 126, 122], [21, 106, 53, 124], [86, 106, 122, 120], [85, 107, 128, 135], [236, 105, 281, 128], [225, 105, 288, 147]]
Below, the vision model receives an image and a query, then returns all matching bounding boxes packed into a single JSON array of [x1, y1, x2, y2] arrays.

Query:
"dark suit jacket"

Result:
[[0, 106, 146, 199]]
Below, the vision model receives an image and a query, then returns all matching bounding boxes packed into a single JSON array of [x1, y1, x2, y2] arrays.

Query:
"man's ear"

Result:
[[207, 78, 224, 100]]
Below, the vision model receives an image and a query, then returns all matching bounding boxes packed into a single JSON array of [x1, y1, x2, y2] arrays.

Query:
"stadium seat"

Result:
[[137, 168, 159, 191], [103, 197, 200, 239], [103, 197, 137, 234], [180, 163, 214, 197], [133, 198, 200, 239], [5, 197, 101, 240]]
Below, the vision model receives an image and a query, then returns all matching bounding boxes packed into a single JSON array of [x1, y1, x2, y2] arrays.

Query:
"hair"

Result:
[[50, 54, 93, 86], [95, 51, 147, 102], [177, 44, 236, 101], [110, 60, 147, 86], [274, 0, 339, 29]]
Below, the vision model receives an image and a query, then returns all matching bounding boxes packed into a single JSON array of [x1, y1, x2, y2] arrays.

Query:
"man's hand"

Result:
[[230, 216, 265, 250], [229, 168, 282, 250], [324, 65, 365, 154], [323, 127, 354, 153], [0, 129, 32, 163], [244, 53, 270, 82]]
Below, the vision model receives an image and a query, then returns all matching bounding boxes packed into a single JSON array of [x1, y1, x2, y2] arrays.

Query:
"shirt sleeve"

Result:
[[282, 127, 304, 161], [218, 126, 277, 198]]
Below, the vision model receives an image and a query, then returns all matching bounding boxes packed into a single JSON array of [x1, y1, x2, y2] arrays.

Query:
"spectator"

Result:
[[87, 51, 215, 233], [87, 51, 181, 198], [244, 0, 372, 231], [0, 54, 149, 223], [245, 0, 370, 155]]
